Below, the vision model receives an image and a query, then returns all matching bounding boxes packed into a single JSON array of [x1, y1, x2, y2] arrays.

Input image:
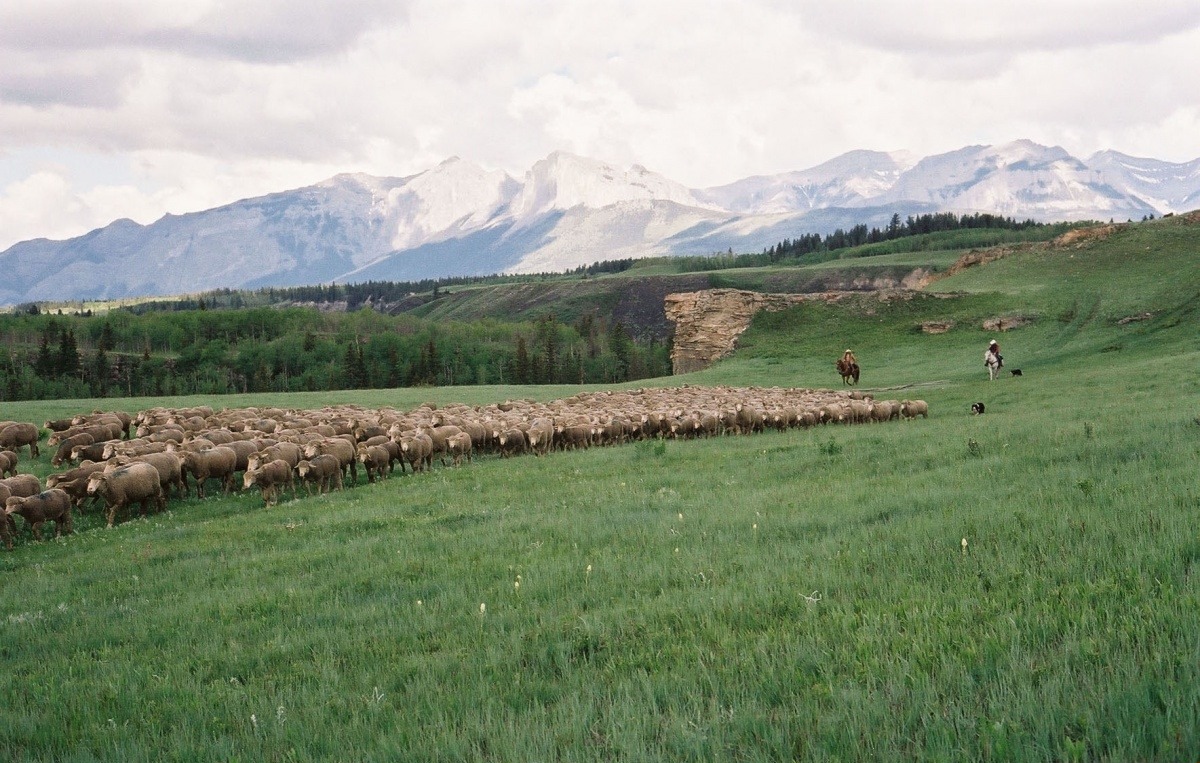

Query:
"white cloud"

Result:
[[1, 0, 1198, 251]]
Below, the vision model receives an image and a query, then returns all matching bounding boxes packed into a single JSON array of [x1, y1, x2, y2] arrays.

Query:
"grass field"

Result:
[[2, 217, 1199, 761]]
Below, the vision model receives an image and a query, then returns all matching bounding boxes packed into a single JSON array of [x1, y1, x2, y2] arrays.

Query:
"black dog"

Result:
[[1010, 369, 1023, 376], [971, 402, 986, 415]]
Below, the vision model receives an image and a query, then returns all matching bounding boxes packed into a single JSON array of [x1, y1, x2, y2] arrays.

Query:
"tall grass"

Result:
[[2, 217, 1199, 760]]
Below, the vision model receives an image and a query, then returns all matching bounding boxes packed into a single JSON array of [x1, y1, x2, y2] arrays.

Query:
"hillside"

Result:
[[1, 214, 1198, 760]]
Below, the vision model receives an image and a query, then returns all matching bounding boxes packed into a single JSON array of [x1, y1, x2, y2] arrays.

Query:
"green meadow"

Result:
[[2, 216, 1199, 761]]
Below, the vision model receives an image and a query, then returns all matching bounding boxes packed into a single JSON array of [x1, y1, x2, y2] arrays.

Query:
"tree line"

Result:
[[0, 307, 670, 402]]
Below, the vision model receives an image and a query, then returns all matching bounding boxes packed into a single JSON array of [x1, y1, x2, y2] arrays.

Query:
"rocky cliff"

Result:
[[664, 289, 828, 374]]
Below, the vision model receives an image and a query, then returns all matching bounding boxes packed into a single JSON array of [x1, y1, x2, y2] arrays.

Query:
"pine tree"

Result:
[[514, 336, 531, 384], [57, 329, 80, 378]]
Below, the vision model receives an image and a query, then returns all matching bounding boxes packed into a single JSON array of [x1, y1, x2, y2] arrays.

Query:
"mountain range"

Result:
[[2, 139, 1198, 306]]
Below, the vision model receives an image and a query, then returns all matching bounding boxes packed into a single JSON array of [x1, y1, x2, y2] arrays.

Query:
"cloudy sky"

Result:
[[1, 0, 1198, 251]]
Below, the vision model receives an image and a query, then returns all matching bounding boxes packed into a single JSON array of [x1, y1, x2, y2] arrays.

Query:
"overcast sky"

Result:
[[1, 0, 1198, 251]]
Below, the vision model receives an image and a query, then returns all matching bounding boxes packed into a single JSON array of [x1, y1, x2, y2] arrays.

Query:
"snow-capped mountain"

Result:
[[1085, 150, 1200, 213], [1, 141, 1196, 305], [698, 150, 918, 214]]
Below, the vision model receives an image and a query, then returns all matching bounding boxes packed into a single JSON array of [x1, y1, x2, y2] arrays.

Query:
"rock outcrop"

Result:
[[664, 289, 805, 374]]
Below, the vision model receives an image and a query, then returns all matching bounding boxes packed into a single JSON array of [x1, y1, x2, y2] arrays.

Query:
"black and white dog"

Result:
[[970, 402, 986, 415]]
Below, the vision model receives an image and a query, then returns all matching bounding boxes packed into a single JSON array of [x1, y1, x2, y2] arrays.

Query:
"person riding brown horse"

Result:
[[836, 349, 860, 385]]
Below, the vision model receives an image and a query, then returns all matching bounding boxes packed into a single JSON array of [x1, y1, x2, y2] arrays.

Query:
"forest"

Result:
[[0, 306, 669, 401]]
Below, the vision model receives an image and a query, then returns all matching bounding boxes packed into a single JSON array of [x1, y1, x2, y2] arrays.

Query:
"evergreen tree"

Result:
[[514, 336, 531, 384], [609, 322, 632, 381], [92, 347, 109, 397], [57, 329, 80, 378], [35, 333, 55, 379]]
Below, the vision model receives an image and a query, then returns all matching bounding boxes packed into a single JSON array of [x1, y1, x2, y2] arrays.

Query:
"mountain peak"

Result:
[[511, 152, 711, 217]]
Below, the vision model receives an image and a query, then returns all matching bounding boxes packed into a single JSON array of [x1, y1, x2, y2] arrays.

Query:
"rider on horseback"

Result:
[[837, 349, 860, 385], [984, 340, 1003, 380]]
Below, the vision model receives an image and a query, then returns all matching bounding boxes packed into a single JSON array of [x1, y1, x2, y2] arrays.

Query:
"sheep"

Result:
[[108, 452, 186, 499], [0, 423, 40, 458], [296, 455, 343, 495], [44, 418, 75, 433], [497, 428, 528, 458], [558, 424, 592, 450], [357, 444, 391, 483], [3, 490, 73, 549], [87, 463, 166, 528], [218, 439, 262, 474], [45, 461, 106, 490], [0, 450, 18, 478], [526, 418, 555, 456], [734, 404, 765, 434], [243, 459, 294, 507], [179, 446, 238, 498], [399, 433, 434, 472], [0, 474, 41, 500], [445, 432, 473, 466], [102, 439, 170, 460], [248, 442, 303, 472], [900, 400, 930, 420], [49, 422, 122, 446], [303, 439, 358, 484], [71, 441, 118, 464], [51, 432, 95, 467], [868, 401, 899, 423], [424, 425, 464, 466]]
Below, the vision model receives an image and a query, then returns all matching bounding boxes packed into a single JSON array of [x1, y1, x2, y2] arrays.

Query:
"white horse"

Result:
[[984, 349, 1002, 380]]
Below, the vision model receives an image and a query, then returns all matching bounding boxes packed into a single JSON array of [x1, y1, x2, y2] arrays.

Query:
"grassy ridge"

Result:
[[2, 217, 1199, 761]]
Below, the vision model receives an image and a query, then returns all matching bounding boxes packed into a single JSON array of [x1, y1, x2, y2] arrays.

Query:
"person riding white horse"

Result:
[[984, 339, 1003, 380]]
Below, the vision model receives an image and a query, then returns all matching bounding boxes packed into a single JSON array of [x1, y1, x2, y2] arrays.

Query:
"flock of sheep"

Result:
[[1, 386, 928, 549]]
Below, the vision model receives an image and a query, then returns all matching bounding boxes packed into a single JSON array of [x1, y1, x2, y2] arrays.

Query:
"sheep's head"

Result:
[[86, 474, 106, 494]]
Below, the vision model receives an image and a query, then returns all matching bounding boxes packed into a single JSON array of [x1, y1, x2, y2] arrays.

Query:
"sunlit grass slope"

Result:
[[1, 216, 1199, 761]]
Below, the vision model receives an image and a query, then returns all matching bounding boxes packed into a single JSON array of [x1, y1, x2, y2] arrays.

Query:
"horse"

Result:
[[985, 350, 1002, 381], [836, 357, 860, 385]]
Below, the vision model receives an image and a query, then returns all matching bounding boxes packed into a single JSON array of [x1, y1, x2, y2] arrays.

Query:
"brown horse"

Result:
[[836, 357, 860, 385]]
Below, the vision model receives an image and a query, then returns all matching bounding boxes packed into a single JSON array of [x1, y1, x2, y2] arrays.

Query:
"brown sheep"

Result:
[[497, 428, 528, 457], [899, 400, 930, 420], [0, 423, 40, 458], [243, 459, 294, 507], [357, 444, 391, 483], [399, 433, 434, 473], [4, 490, 73, 549], [49, 422, 122, 446], [180, 446, 238, 498], [296, 455, 343, 495], [526, 419, 555, 456], [70, 441, 118, 464], [445, 432, 473, 466], [52, 432, 95, 467], [109, 452, 186, 499], [0, 450, 18, 478], [0, 474, 41, 499], [249, 442, 303, 471], [45, 461, 106, 490], [424, 425, 463, 466], [558, 424, 593, 450], [302, 439, 358, 484], [87, 463, 166, 528]]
